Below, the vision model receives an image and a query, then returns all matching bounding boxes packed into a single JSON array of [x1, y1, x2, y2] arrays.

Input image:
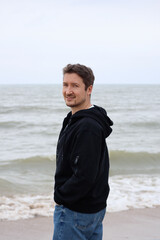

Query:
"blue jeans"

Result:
[[53, 205, 106, 240]]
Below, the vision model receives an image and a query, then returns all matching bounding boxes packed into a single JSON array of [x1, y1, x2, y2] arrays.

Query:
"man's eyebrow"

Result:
[[63, 81, 80, 85], [72, 82, 80, 85]]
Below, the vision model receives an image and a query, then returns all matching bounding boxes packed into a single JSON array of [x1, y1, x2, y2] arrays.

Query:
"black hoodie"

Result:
[[54, 105, 113, 213]]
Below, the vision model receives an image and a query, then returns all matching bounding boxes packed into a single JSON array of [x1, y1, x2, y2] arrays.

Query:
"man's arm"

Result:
[[55, 129, 103, 204]]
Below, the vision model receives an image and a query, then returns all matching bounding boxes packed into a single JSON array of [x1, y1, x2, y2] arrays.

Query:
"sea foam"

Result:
[[0, 174, 160, 221]]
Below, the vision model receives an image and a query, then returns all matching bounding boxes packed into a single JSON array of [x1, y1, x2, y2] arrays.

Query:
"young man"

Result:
[[53, 64, 113, 240]]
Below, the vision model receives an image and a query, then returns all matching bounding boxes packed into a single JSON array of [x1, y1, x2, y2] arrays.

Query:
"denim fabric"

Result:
[[53, 205, 106, 240]]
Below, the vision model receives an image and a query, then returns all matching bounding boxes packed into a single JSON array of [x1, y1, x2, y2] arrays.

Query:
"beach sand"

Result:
[[1, 207, 160, 240]]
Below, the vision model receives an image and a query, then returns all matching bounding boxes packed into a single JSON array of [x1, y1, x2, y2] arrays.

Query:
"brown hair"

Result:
[[63, 64, 95, 90]]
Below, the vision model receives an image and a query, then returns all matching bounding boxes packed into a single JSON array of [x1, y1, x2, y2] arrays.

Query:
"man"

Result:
[[53, 64, 113, 240]]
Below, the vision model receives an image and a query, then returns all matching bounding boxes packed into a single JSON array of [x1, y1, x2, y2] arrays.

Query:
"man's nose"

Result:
[[66, 87, 73, 95]]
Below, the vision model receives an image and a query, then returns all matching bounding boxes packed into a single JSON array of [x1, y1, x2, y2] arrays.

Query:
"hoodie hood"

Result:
[[67, 105, 113, 138]]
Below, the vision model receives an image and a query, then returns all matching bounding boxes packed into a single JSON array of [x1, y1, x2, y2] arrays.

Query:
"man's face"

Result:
[[63, 73, 92, 113]]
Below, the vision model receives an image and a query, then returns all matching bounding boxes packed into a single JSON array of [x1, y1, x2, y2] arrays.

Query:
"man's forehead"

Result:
[[63, 73, 83, 83]]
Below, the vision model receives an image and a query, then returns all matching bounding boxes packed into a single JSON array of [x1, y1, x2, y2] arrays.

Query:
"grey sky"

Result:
[[0, 0, 160, 84]]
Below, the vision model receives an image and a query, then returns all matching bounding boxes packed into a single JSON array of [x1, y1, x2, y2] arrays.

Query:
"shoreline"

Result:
[[1, 207, 160, 240]]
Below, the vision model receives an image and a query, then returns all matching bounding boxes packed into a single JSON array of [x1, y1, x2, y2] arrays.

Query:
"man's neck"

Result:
[[71, 103, 92, 115]]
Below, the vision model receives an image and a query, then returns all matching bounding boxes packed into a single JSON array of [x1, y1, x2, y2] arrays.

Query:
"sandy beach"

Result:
[[1, 207, 160, 240]]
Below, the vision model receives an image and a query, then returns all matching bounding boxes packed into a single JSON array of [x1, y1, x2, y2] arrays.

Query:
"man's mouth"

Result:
[[66, 95, 75, 101]]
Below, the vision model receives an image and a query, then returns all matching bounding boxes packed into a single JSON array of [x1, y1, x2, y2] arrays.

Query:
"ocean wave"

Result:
[[0, 178, 29, 195], [1, 151, 160, 174], [0, 194, 54, 221], [0, 120, 60, 129], [130, 121, 160, 128], [0, 105, 53, 114], [1, 155, 56, 168], [1, 174, 160, 221], [109, 150, 160, 175], [0, 121, 25, 128], [108, 174, 160, 212], [0, 155, 55, 195], [0, 105, 68, 115], [0, 151, 159, 198]]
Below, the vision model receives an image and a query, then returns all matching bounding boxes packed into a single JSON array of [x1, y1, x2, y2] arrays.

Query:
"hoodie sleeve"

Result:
[[55, 128, 103, 204]]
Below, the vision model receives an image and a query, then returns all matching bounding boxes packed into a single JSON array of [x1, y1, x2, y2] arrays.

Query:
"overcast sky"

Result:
[[0, 0, 160, 84]]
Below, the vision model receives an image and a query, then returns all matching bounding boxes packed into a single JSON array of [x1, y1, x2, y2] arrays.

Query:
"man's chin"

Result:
[[66, 102, 76, 107]]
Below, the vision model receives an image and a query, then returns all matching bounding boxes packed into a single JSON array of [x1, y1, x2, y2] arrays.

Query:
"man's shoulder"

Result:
[[78, 116, 103, 132]]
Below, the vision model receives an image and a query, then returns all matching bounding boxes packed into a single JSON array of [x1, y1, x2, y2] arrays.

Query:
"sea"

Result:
[[0, 84, 160, 221]]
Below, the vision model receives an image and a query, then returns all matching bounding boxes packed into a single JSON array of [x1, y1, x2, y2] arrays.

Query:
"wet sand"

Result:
[[1, 207, 160, 240]]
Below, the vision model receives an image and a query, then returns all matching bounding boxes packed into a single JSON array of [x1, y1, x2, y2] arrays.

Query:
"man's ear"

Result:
[[87, 85, 93, 96]]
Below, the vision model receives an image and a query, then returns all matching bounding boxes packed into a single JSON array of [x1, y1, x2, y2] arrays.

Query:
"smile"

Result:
[[66, 96, 75, 100]]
